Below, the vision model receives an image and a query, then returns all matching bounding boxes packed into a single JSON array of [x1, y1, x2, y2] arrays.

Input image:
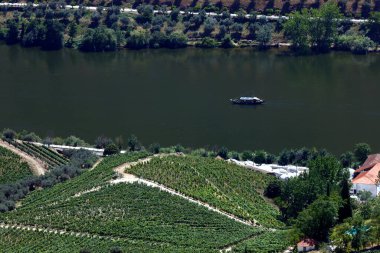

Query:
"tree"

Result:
[[284, 9, 310, 51], [136, 5, 154, 24], [220, 35, 234, 48], [296, 197, 339, 241], [6, 19, 19, 44], [115, 136, 124, 150], [149, 143, 160, 154], [265, 180, 282, 198], [309, 1, 341, 51], [197, 37, 218, 48], [368, 12, 380, 44], [126, 29, 150, 49], [95, 136, 113, 149], [242, 151, 253, 161], [203, 17, 217, 36], [217, 146, 229, 159], [2, 128, 16, 140], [64, 136, 88, 147], [21, 19, 45, 47], [330, 221, 352, 252], [254, 150, 267, 164], [66, 21, 77, 48], [338, 175, 352, 222], [255, 23, 273, 47], [340, 151, 354, 168], [354, 143, 371, 164], [103, 143, 120, 156], [166, 31, 187, 48], [42, 19, 64, 50], [127, 135, 140, 151], [79, 27, 117, 52]]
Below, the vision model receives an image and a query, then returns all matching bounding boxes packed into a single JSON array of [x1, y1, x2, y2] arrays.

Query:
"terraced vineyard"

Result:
[[11, 141, 69, 168], [0, 152, 288, 252], [0, 146, 32, 184], [234, 230, 292, 253], [126, 155, 283, 228], [0, 152, 272, 252], [0, 227, 197, 252]]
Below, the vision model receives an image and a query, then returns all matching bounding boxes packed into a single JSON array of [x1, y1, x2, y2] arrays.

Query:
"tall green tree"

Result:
[[284, 9, 310, 51], [296, 196, 339, 241], [338, 174, 353, 222], [309, 1, 341, 51], [42, 20, 64, 50], [5, 19, 19, 44], [354, 143, 371, 164]]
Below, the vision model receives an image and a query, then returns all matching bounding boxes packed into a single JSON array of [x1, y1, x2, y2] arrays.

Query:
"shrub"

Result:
[[242, 151, 254, 161], [166, 31, 187, 48], [126, 30, 150, 49], [2, 128, 16, 140], [196, 37, 218, 48], [104, 144, 120, 156], [127, 135, 141, 151], [149, 143, 161, 154], [79, 27, 117, 52], [254, 150, 267, 164], [336, 34, 375, 54], [217, 147, 229, 159], [220, 35, 234, 48]]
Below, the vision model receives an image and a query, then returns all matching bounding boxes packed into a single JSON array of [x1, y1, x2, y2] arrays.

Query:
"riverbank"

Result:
[[0, 2, 379, 54]]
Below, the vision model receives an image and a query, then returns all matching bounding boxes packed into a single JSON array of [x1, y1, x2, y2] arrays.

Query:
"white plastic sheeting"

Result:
[[228, 159, 309, 179]]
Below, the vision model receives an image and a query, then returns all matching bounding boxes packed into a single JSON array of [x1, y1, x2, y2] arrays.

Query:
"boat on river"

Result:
[[230, 96, 264, 105]]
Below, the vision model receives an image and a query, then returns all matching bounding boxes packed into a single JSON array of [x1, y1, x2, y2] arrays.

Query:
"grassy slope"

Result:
[[126, 155, 283, 228], [0, 146, 32, 184], [0, 152, 267, 252]]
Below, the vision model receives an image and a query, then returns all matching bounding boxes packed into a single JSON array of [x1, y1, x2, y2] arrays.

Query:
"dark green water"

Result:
[[1, 44, 380, 154]]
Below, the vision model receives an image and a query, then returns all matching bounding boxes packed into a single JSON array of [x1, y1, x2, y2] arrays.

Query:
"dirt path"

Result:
[[89, 158, 103, 171], [0, 140, 47, 176], [111, 154, 257, 228]]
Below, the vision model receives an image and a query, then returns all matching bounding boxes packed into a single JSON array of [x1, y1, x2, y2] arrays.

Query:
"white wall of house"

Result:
[[297, 245, 315, 252], [352, 183, 379, 197]]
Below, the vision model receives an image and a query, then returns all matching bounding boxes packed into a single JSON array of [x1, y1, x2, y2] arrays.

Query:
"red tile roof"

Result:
[[355, 154, 380, 173], [352, 163, 380, 185], [297, 239, 317, 247]]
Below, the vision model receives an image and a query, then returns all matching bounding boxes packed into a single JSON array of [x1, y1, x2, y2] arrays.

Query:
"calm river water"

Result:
[[1, 44, 380, 154]]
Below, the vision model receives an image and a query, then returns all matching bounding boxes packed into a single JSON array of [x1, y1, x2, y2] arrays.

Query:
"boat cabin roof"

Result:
[[240, 97, 260, 100]]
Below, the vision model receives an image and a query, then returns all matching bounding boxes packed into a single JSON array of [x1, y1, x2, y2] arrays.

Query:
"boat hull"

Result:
[[230, 99, 264, 105]]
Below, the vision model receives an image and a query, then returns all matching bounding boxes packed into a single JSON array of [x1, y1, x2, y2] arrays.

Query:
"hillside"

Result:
[[125, 155, 283, 228], [0, 146, 32, 184], [5, 0, 378, 16], [0, 152, 289, 252]]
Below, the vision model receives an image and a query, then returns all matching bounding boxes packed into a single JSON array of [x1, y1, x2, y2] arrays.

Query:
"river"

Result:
[[1, 44, 380, 154]]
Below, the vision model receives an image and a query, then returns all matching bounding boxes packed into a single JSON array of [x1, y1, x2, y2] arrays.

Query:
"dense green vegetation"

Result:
[[0, 146, 31, 184], [0, 1, 379, 54], [126, 155, 282, 228]]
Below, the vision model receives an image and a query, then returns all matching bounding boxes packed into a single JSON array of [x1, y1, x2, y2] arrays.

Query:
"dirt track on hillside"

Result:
[[0, 140, 47, 176]]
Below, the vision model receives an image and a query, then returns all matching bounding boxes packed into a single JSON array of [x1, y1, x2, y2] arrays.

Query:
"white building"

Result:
[[352, 154, 380, 197], [297, 239, 316, 252]]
